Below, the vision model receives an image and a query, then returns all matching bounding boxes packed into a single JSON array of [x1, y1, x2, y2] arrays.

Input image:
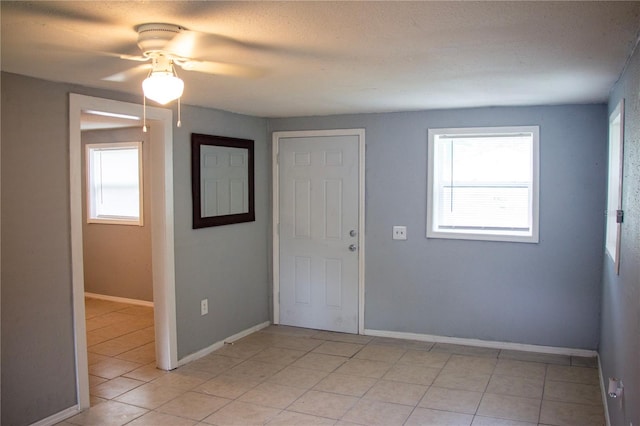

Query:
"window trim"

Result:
[[427, 126, 539, 243], [86, 141, 144, 226]]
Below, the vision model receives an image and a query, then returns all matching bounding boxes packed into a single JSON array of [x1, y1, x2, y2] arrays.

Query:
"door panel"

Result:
[[278, 134, 360, 333]]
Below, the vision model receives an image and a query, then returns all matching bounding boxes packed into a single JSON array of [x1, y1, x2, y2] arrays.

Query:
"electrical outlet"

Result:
[[392, 226, 407, 240], [201, 298, 208, 316]]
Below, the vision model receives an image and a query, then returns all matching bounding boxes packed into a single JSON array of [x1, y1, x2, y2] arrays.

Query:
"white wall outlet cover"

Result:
[[393, 226, 407, 240], [201, 298, 208, 315]]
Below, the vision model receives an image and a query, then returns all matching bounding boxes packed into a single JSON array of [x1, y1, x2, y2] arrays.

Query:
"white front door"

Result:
[[274, 130, 364, 334]]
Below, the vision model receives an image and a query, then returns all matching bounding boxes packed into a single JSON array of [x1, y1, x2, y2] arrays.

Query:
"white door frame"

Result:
[[272, 129, 365, 334], [69, 94, 178, 410]]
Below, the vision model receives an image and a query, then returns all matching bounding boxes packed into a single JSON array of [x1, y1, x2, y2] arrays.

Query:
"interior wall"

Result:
[[269, 103, 607, 350], [0, 71, 270, 425], [601, 41, 640, 426], [172, 104, 270, 359], [1, 73, 78, 426], [81, 127, 153, 302]]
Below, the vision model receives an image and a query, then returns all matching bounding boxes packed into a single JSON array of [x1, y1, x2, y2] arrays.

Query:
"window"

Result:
[[427, 126, 539, 243], [86, 142, 143, 225]]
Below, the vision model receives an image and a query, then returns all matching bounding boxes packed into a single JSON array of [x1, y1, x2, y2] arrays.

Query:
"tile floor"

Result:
[[60, 299, 605, 425]]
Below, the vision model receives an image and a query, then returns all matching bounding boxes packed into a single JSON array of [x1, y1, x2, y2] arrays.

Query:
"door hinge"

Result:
[[616, 210, 624, 224]]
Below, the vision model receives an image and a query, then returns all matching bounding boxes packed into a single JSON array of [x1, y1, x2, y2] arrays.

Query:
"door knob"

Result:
[[349, 230, 357, 237], [349, 244, 357, 252]]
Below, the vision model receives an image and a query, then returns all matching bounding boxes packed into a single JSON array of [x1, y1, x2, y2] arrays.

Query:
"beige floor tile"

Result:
[[419, 386, 482, 414], [486, 375, 544, 399], [292, 352, 348, 372], [432, 370, 491, 392], [249, 346, 307, 366], [194, 374, 261, 399], [114, 383, 184, 409], [405, 407, 474, 426], [116, 342, 156, 364], [89, 395, 108, 407], [89, 375, 108, 387], [364, 379, 427, 406], [539, 400, 605, 426], [87, 352, 111, 366], [471, 415, 537, 425], [342, 399, 413, 425], [382, 363, 441, 386], [498, 350, 570, 366], [227, 360, 285, 381], [354, 344, 406, 363], [311, 331, 374, 345], [543, 380, 601, 405], [126, 411, 198, 426], [91, 377, 145, 399], [202, 400, 281, 425], [156, 391, 230, 420], [443, 355, 498, 374], [66, 400, 148, 426], [398, 349, 451, 368], [117, 306, 153, 317], [313, 373, 377, 397], [267, 366, 329, 389], [123, 363, 168, 382], [312, 341, 365, 357], [476, 393, 541, 423], [185, 354, 243, 375], [493, 359, 547, 379], [238, 381, 306, 409], [268, 335, 325, 352], [262, 325, 319, 337], [267, 410, 336, 425], [433, 343, 500, 358], [335, 359, 392, 379], [546, 365, 600, 385], [86, 312, 136, 332], [214, 342, 266, 360], [89, 338, 144, 357], [150, 371, 209, 391], [288, 390, 358, 419], [89, 357, 142, 380], [370, 336, 434, 351]]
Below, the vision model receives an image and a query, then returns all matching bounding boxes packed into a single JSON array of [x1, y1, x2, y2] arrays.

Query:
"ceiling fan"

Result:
[[104, 23, 262, 104]]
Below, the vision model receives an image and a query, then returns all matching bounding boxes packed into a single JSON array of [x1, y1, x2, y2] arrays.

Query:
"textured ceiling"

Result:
[[2, 1, 640, 117]]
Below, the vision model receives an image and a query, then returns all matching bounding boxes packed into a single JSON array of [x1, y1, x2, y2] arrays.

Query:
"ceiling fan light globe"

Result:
[[142, 72, 184, 104]]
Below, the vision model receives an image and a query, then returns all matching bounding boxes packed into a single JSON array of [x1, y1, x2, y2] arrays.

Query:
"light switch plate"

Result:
[[393, 226, 407, 240]]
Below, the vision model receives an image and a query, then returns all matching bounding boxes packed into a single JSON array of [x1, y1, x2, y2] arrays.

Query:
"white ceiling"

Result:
[[2, 1, 640, 118]]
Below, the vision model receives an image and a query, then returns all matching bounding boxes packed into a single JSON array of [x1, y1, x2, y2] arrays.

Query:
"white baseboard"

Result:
[[29, 405, 80, 426], [178, 321, 271, 367], [364, 328, 598, 358], [84, 292, 154, 307]]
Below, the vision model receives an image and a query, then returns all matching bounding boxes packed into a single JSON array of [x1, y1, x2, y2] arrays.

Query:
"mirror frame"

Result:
[[191, 133, 255, 228]]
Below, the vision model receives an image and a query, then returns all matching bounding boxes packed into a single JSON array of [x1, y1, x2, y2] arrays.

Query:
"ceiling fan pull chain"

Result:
[[177, 97, 182, 128], [143, 94, 148, 133]]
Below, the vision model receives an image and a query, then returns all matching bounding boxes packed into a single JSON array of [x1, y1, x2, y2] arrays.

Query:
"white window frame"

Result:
[[86, 141, 144, 226], [427, 126, 539, 243]]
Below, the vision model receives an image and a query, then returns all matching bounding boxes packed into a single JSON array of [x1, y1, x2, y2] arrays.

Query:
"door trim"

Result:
[[272, 129, 365, 334], [69, 94, 178, 410]]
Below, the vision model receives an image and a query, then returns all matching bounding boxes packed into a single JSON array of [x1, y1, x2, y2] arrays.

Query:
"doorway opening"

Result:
[[69, 94, 177, 410]]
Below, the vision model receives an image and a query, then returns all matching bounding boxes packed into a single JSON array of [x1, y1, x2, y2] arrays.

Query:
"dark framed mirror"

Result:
[[191, 133, 255, 228]]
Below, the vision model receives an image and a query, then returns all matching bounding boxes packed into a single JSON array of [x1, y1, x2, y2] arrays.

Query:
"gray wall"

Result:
[[270, 103, 607, 350], [601, 43, 640, 426], [1, 73, 78, 425], [0, 72, 270, 425], [172, 105, 270, 358], [82, 127, 153, 301]]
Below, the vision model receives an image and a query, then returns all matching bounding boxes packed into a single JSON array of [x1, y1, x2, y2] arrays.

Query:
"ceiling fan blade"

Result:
[[177, 60, 264, 78], [102, 64, 150, 82]]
